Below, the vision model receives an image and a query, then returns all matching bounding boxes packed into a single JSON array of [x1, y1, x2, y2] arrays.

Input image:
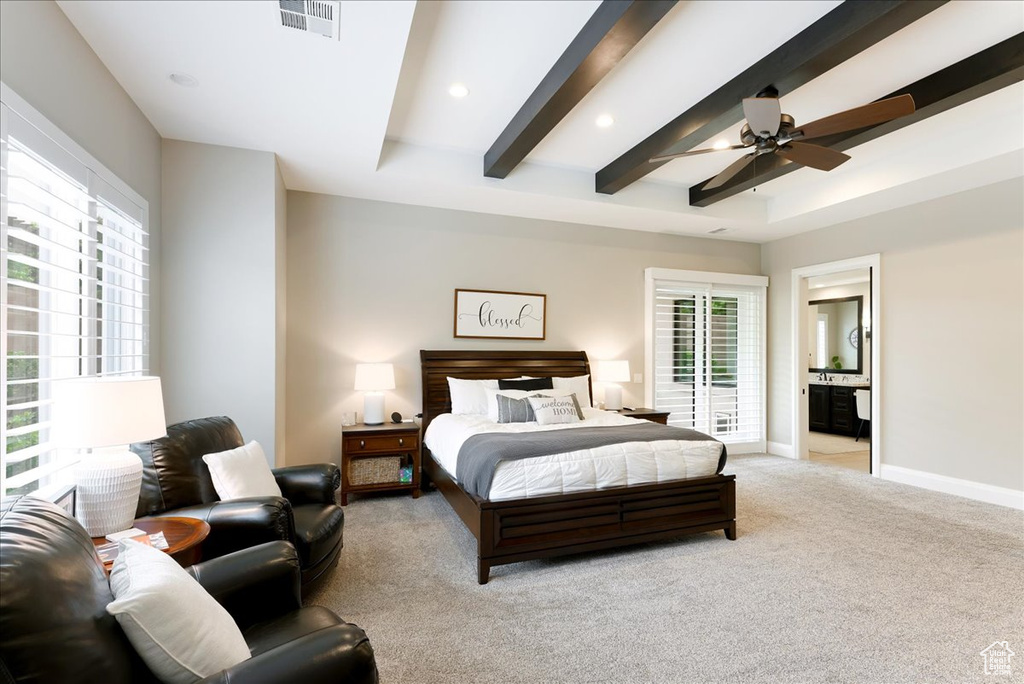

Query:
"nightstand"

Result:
[[617, 407, 670, 424], [341, 422, 420, 505]]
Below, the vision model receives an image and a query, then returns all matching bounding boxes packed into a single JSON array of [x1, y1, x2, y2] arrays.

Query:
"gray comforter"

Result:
[[455, 423, 726, 499]]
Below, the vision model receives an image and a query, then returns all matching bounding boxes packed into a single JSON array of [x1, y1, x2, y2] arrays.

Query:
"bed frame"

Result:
[[420, 349, 736, 583]]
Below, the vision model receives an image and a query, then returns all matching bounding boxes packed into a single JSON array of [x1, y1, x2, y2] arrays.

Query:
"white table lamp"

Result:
[[354, 363, 395, 426], [52, 376, 167, 537], [595, 360, 630, 411]]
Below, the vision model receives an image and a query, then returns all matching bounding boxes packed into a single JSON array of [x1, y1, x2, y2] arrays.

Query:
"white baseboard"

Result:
[[880, 464, 1024, 510], [767, 441, 796, 459], [726, 441, 767, 455]]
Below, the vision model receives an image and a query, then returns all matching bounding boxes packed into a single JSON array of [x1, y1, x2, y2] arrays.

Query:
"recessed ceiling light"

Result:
[[449, 83, 469, 98], [595, 114, 615, 128], [169, 73, 198, 88], [712, 139, 731, 150]]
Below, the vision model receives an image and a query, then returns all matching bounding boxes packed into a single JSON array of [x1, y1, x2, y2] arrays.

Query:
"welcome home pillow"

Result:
[[202, 440, 282, 500], [527, 393, 585, 425], [485, 388, 578, 422], [107, 539, 251, 683]]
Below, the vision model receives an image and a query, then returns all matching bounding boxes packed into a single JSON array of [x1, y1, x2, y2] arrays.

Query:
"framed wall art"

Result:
[[453, 289, 546, 340]]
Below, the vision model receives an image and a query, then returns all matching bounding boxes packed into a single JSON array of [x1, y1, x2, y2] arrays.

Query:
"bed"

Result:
[[420, 350, 736, 583]]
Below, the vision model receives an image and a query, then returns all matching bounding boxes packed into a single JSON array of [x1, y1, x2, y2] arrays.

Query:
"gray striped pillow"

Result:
[[495, 393, 541, 423]]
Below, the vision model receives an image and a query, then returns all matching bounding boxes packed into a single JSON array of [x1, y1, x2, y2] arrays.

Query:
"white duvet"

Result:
[[424, 408, 723, 501]]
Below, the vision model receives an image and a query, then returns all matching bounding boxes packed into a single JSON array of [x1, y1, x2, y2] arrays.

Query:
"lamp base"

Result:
[[604, 385, 623, 411], [363, 392, 385, 425], [75, 449, 143, 537]]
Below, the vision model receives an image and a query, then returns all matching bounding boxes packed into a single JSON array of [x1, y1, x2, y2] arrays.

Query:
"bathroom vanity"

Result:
[[809, 383, 869, 436]]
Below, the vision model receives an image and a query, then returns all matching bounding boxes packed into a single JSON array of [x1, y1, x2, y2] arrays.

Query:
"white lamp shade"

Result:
[[354, 363, 395, 391], [595, 360, 630, 384], [52, 376, 167, 448]]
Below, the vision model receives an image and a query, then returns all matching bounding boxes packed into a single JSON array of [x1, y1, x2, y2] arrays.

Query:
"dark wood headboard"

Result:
[[419, 350, 591, 436]]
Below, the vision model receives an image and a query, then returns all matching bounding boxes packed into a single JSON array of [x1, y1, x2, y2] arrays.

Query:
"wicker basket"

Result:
[[349, 456, 401, 486]]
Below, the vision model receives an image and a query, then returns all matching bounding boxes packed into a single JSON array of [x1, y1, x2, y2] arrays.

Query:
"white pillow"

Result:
[[484, 387, 575, 422], [202, 441, 282, 500], [447, 377, 499, 415], [552, 375, 592, 407], [107, 540, 251, 684], [527, 394, 585, 425]]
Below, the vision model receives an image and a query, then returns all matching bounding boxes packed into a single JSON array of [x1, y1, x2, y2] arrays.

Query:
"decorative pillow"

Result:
[[485, 387, 576, 422], [494, 393, 541, 423], [498, 377, 554, 391], [107, 540, 251, 684], [447, 377, 499, 415], [552, 375, 592, 408], [527, 394, 585, 425], [202, 441, 282, 500]]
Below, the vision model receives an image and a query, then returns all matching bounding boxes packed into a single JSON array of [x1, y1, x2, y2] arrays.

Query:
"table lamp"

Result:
[[52, 376, 167, 537], [595, 360, 630, 411], [354, 363, 395, 426]]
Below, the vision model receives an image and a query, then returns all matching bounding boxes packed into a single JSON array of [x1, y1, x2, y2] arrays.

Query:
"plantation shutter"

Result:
[[1, 95, 149, 496], [646, 268, 767, 452]]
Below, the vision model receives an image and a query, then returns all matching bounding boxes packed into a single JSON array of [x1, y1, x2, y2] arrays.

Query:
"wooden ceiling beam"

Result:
[[688, 33, 1024, 207], [483, 0, 676, 180], [594, 0, 946, 195]]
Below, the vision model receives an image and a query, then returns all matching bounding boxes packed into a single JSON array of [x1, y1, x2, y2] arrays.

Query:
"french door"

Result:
[[645, 269, 767, 452]]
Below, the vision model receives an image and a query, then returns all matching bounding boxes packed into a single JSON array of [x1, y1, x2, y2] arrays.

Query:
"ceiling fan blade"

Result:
[[793, 94, 915, 140], [742, 97, 782, 137], [776, 141, 851, 171], [650, 144, 747, 163], [705, 153, 757, 190]]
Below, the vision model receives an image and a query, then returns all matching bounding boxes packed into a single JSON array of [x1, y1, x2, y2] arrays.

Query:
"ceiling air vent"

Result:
[[279, 0, 340, 40], [708, 227, 729, 235]]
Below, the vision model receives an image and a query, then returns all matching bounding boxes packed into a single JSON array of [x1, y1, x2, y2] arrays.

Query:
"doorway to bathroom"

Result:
[[791, 255, 881, 476]]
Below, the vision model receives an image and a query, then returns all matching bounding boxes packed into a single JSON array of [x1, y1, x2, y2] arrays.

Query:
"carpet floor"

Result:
[[307, 455, 1024, 684]]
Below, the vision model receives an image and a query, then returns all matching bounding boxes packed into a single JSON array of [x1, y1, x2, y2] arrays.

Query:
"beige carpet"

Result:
[[308, 455, 1024, 684], [808, 431, 870, 454]]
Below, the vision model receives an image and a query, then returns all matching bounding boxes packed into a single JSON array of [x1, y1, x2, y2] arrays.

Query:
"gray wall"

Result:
[[161, 140, 283, 464], [285, 192, 762, 466], [0, 0, 162, 374], [762, 178, 1024, 491], [275, 159, 288, 462]]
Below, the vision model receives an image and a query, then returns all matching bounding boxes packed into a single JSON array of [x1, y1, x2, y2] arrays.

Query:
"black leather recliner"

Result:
[[0, 496, 378, 684], [130, 416, 344, 589]]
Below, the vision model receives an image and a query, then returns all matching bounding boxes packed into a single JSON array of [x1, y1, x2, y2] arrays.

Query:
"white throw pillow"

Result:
[[552, 375, 592, 407], [107, 540, 251, 684], [202, 441, 282, 500], [527, 394, 585, 425], [447, 377, 499, 415]]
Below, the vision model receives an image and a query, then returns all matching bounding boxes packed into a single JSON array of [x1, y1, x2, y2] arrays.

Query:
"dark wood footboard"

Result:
[[424, 448, 736, 584]]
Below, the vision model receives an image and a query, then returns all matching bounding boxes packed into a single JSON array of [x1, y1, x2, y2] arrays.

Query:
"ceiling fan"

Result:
[[651, 86, 916, 190]]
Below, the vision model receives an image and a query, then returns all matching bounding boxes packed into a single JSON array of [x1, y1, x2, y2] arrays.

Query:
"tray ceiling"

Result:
[[56, 0, 1023, 243]]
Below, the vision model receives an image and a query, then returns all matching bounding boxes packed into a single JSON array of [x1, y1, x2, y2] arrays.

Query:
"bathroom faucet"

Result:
[[818, 372, 827, 381]]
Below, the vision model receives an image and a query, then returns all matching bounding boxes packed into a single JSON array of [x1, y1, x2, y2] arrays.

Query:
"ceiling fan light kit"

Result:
[[652, 90, 916, 191]]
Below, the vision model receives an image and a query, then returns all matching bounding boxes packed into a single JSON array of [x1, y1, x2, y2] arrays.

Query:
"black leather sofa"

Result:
[[0, 495, 378, 684], [131, 416, 344, 589]]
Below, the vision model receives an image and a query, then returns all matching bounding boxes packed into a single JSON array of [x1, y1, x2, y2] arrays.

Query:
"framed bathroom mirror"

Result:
[[808, 295, 863, 374]]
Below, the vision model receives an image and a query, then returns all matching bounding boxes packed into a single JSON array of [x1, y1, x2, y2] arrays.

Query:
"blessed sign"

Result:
[[453, 289, 546, 340]]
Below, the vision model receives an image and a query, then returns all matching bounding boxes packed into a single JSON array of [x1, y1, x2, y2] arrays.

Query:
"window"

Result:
[[673, 296, 737, 386], [645, 268, 767, 450], [2, 86, 149, 497]]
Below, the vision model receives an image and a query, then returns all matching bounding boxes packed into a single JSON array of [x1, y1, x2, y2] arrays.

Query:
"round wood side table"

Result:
[[92, 516, 211, 571]]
